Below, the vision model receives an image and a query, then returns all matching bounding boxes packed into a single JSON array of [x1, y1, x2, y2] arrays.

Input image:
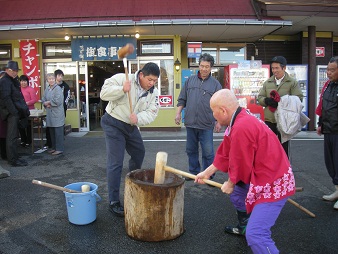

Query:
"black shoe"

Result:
[[109, 201, 124, 217], [224, 210, 250, 236], [9, 159, 28, 167], [20, 142, 26, 147], [224, 225, 246, 236]]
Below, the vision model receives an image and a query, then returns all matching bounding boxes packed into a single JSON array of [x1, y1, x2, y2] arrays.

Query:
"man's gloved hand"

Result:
[[264, 97, 278, 108]]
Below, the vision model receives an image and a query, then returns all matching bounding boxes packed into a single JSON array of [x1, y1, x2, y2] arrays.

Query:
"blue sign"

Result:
[[71, 37, 137, 61], [187, 42, 202, 59]]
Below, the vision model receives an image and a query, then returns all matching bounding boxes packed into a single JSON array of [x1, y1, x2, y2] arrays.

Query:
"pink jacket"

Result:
[[21, 86, 38, 110], [213, 109, 295, 213]]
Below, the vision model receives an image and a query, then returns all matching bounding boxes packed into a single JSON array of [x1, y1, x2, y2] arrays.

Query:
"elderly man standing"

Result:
[[316, 56, 338, 210], [0, 61, 29, 167], [195, 89, 295, 254], [258, 56, 303, 157], [175, 53, 222, 179]]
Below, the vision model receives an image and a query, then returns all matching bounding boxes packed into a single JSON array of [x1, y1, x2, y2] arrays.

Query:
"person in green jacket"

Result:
[[258, 56, 303, 157]]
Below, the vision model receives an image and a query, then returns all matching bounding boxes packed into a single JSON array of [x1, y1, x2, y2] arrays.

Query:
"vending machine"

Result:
[[285, 64, 309, 130], [224, 61, 270, 120], [315, 65, 329, 125], [181, 69, 196, 123]]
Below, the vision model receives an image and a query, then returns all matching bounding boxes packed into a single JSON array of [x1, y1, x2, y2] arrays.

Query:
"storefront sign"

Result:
[[71, 37, 137, 61], [316, 47, 325, 57], [159, 95, 173, 107], [19, 40, 41, 98], [187, 42, 202, 58]]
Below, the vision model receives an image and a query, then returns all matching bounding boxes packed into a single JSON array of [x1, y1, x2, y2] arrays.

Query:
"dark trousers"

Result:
[[324, 134, 338, 185], [265, 121, 289, 158], [45, 127, 52, 147], [101, 113, 145, 203], [6, 114, 19, 164], [19, 121, 32, 144], [45, 109, 66, 148], [0, 138, 6, 159]]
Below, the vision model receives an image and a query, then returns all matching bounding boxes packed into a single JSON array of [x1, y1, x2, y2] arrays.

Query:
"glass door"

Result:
[[78, 61, 89, 131]]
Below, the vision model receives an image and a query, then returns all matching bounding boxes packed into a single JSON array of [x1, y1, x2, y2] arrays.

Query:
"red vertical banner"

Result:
[[20, 40, 41, 99]]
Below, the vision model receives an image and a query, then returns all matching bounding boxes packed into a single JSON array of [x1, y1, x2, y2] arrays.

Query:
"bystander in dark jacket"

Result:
[[316, 56, 338, 210], [0, 61, 30, 167]]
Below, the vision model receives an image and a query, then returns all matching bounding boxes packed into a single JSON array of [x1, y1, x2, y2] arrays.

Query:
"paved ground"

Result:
[[0, 130, 337, 254]]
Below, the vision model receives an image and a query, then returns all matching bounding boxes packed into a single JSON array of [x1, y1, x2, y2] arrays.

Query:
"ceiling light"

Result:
[[64, 34, 70, 41], [135, 32, 140, 39]]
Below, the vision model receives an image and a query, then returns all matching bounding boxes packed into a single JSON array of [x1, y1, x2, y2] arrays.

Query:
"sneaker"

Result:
[[224, 225, 246, 236], [109, 201, 124, 217]]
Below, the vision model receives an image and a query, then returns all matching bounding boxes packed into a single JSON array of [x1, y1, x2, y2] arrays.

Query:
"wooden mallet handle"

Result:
[[32, 179, 81, 193], [118, 44, 135, 114], [123, 58, 133, 114], [287, 198, 316, 218], [154, 151, 223, 188]]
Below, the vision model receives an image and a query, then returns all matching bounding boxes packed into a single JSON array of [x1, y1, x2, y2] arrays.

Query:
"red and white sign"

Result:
[[20, 40, 41, 98], [316, 47, 325, 57], [187, 42, 202, 58], [159, 95, 173, 106]]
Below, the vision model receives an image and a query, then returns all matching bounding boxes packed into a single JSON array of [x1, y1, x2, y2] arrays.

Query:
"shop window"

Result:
[[43, 62, 78, 109], [43, 42, 72, 59], [137, 40, 173, 56], [0, 44, 11, 61], [189, 44, 246, 66], [130, 58, 174, 107]]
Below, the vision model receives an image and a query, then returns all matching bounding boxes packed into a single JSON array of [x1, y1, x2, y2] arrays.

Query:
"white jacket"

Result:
[[100, 71, 159, 126], [275, 95, 310, 143]]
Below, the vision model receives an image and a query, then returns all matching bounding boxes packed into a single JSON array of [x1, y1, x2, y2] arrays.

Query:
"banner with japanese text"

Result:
[[20, 40, 41, 99], [71, 37, 137, 61]]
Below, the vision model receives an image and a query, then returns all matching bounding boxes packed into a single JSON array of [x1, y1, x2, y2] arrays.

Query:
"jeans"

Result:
[[101, 113, 145, 203], [186, 127, 215, 175]]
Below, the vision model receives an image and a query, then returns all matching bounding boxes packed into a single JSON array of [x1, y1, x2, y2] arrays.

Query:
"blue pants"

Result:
[[230, 184, 250, 211], [230, 184, 287, 253], [49, 126, 64, 152], [101, 113, 145, 203], [246, 198, 287, 254], [186, 127, 214, 175]]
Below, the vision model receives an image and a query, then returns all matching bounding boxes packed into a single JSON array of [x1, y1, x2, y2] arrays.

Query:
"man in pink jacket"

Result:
[[195, 89, 295, 254]]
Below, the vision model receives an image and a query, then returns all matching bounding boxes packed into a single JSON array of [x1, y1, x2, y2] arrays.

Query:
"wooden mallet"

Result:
[[153, 152, 315, 218], [117, 43, 135, 114], [154, 151, 222, 187]]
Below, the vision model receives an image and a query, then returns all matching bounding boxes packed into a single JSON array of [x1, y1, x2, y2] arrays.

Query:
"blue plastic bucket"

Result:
[[63, 182, 101, 225]]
